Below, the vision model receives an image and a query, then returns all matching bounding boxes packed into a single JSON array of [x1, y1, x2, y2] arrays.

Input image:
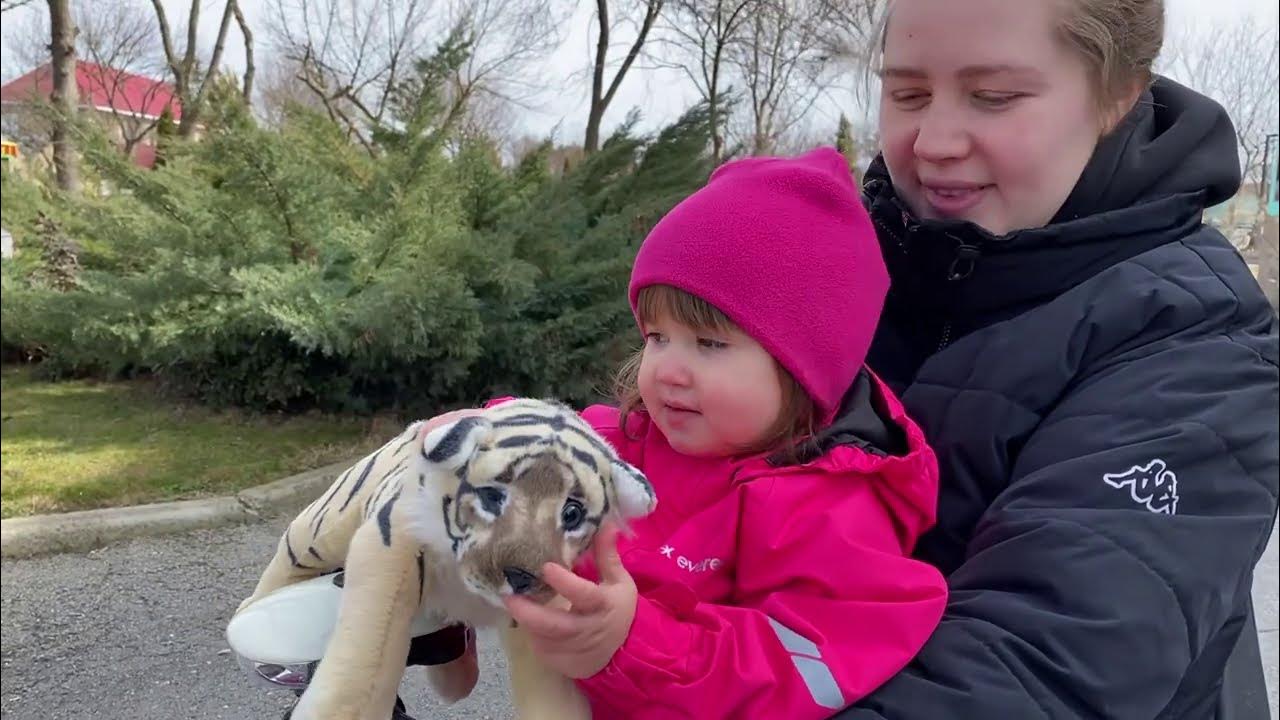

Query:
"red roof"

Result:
[[1, 61, 180, 120]]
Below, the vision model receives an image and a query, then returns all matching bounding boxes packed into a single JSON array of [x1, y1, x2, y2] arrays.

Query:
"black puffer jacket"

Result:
[[833, 76, 1279, 719]]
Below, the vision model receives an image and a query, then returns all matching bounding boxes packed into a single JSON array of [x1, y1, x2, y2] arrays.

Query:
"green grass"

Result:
[[0, 365, 404, 519]]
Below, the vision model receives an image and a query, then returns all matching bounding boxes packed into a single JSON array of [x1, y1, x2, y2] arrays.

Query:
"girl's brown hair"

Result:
[[614, 285, 818, 460]]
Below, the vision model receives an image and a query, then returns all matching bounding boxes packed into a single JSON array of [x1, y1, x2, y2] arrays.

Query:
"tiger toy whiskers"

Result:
[[230, 399, 657, 720]]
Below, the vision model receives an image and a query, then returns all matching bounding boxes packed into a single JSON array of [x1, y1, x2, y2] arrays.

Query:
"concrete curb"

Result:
[[0, 459, 354, 560]]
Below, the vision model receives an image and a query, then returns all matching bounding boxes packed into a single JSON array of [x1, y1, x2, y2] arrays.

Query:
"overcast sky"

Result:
[[2, 0, 1277, 143]]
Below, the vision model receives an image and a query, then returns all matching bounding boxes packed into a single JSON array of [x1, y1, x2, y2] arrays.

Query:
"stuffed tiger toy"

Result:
[[233, 398, 657, 720]]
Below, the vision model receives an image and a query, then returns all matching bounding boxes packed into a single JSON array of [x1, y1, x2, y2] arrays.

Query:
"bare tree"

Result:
[[149, 0, 248, 137], [1161, 17, 1280, 197], [267, 0, 431, 149], [432, 0, 566, 151], [48, 0, 79, 191], [653, 0, 755, 162], [772, 118, 827, 155], [584, 0, 665, 154], [728, 0, 836, 155], [256, 54, 328, 128], [450, 88, 518, 153], [267, 0, 559, 152], [449, 0, 564, 108], [1, 0, 37, 11], [77, 1, 169, 155], [815, 0, 885, 113], [2, 5, 54, 75], [3, 1, 179, 160], [231, 1, 255, 103]]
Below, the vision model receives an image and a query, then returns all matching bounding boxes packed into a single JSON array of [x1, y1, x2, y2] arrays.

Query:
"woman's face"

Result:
[[878, 0, 1111, 235]]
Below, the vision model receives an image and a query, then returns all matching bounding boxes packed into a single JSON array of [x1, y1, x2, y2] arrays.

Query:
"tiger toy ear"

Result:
[[608, 458, 656, 520], [420, 415, 493, 471]]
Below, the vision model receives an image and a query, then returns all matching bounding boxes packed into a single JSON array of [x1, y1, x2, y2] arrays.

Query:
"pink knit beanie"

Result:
[[628, 146, 888, 423]]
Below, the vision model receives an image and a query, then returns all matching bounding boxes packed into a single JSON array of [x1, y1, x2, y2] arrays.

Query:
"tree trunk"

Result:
[[709, 43, 724, 163], [585, 0, 611, 154], [584, 0, 663, 154], [231, 0, 254, 104], [584, 104, 607, 156], [709, 94, 723, 163], [150, 0, 239, 138], [176, 0, 235, 138], [47, 0, 79, 192]]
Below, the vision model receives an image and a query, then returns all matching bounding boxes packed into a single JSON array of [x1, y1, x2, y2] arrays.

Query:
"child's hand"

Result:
[[504, 523, 637, 679]]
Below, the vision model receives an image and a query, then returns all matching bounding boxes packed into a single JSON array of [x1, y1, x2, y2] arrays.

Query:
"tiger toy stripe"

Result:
[[233, 399, 657, 720]]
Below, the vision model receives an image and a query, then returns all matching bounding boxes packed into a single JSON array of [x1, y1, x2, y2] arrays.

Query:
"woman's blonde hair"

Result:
[[1054, 0, 1164, 120], [614, 284, 818, 459]]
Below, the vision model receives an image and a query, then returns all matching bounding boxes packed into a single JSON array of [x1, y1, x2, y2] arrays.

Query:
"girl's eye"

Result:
[[475, 486, 505, 515], [561, 499, 586, 531], [973, 91, 1024, 108], [644, 332, 666, 344], [697, 337, 728, 350]]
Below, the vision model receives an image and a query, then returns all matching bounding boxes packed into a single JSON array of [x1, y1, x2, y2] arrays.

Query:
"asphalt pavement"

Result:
[[0, 519, 514, 720], [1, 517, 1276, 720]]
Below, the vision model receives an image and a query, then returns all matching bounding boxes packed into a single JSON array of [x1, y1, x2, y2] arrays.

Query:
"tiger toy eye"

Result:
[[475, 486, 506, 516], [561, 499, 586, 531]]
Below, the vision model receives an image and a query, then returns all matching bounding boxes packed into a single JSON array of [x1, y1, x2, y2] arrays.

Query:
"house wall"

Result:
[[2, 101, 160, 167]]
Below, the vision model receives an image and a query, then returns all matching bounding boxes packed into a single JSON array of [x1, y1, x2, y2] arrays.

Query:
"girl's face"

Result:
[[637, 312, 784, 458], [877, 0, 1112, 235]]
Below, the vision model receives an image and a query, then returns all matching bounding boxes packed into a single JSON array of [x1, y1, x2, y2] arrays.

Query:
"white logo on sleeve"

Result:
[[1103, 459, 1179, 515], [657, 544, 721, 572]]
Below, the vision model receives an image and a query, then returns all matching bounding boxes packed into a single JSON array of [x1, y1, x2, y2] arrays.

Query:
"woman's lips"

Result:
[[921, 182, 990, 216]]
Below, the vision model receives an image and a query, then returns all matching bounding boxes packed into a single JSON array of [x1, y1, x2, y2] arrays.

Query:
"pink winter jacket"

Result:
[[561, 376, 947, 719]]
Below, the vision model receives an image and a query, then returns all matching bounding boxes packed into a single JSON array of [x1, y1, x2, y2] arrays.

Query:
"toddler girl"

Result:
[[503, 146, 948, 719]]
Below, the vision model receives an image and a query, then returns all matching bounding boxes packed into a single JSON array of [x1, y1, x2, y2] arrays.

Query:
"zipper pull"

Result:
[[947, 243, 981, 281]]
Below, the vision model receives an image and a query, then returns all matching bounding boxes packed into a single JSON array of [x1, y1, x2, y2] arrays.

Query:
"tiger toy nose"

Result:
[[503, 567, 538, 595]]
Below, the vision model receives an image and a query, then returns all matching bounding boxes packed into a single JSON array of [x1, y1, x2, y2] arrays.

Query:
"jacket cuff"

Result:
[[577, 591, 694, 706]]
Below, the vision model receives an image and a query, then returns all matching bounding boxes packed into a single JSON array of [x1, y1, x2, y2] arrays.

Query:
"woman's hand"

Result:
[[504, 524, 638, 679]]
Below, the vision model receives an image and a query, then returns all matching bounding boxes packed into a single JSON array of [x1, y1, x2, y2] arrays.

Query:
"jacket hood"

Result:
[[863, 75, 1242, 323], [1052, 75, 1240, 222], [756, 369, 940, 551]]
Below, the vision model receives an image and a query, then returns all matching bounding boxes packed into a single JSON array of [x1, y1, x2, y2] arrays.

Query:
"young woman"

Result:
[[836, 0, 1278, 717]]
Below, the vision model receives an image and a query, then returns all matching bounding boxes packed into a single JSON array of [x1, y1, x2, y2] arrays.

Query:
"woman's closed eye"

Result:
[[889, 89, 930, 110], [697, 337, 729, 350], [972, 91, 1027, 109]]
